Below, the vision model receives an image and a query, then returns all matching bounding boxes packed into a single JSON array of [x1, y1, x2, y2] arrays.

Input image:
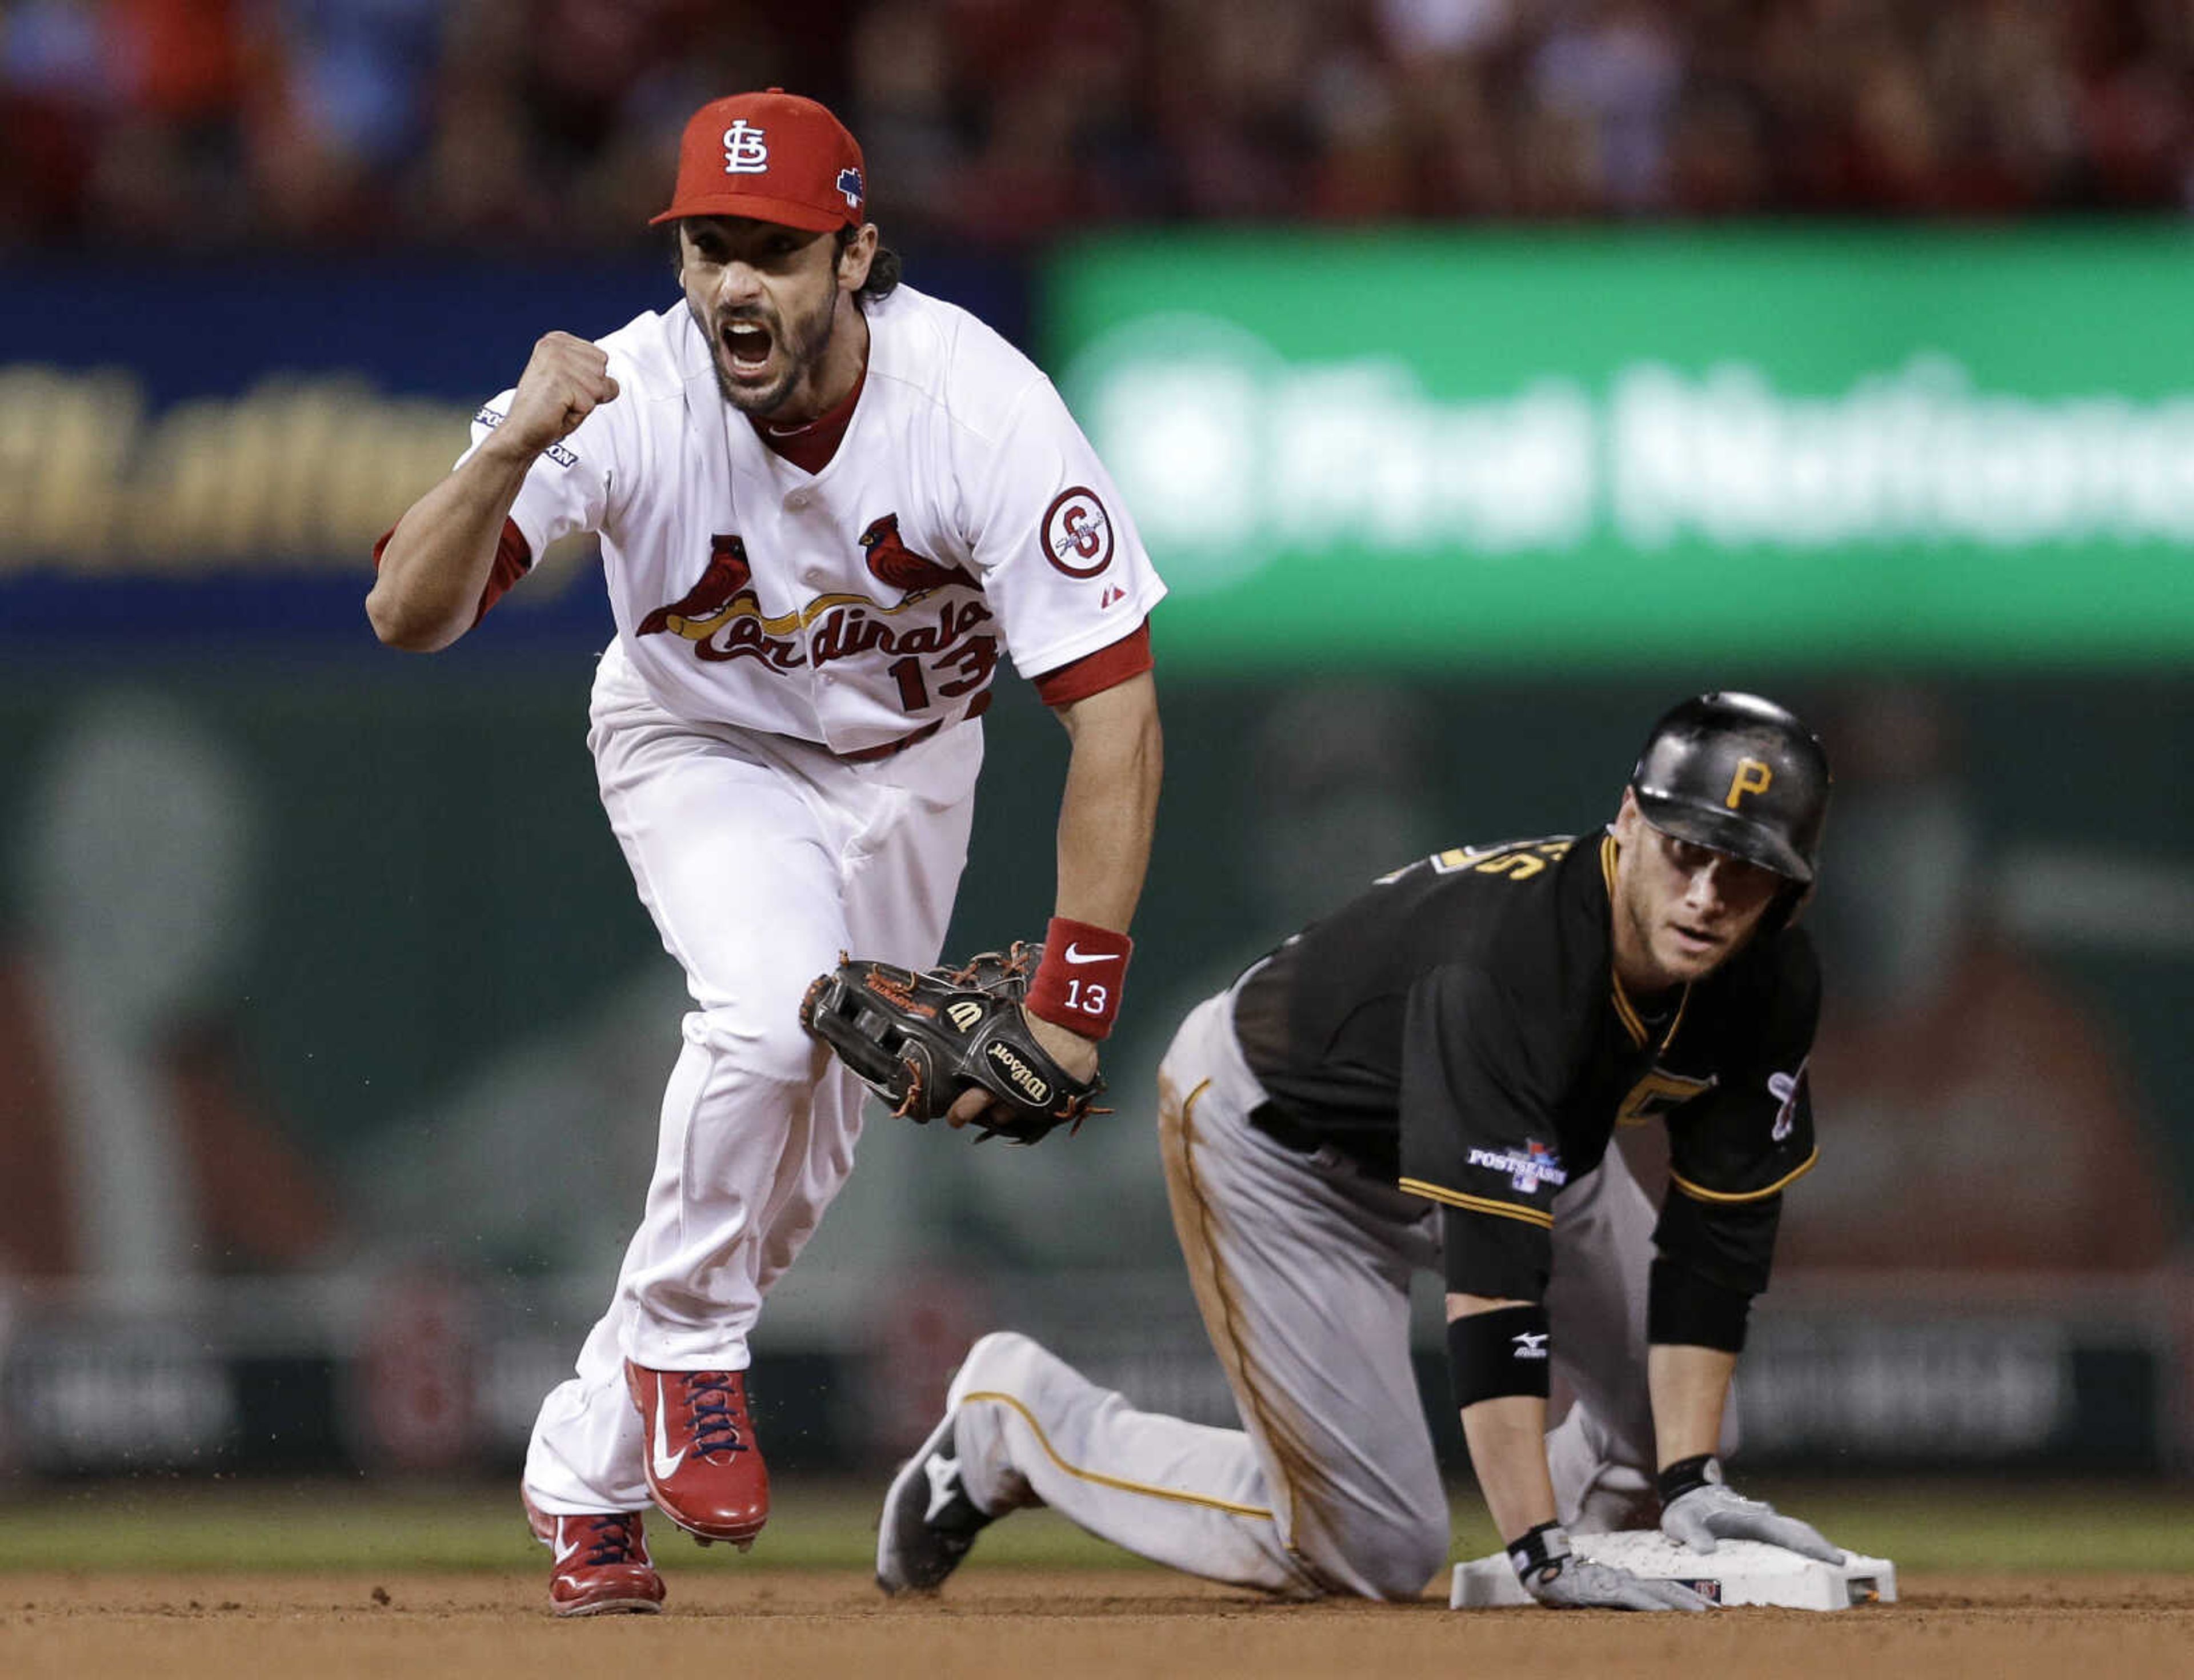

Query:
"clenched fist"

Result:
[[495, 331, 622, 457]]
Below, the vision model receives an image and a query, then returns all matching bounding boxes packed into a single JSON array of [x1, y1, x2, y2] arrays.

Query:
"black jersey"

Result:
[[1232, 832, 1820, 1302]]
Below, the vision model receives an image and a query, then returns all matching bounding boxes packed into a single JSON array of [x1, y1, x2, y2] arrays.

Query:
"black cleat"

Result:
[[876, 1406, 996, 1594]]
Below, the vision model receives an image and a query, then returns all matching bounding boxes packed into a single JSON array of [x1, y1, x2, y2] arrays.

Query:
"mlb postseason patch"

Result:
[[475, 406, 579, 469], [1466, 1141, 1568, 1196]]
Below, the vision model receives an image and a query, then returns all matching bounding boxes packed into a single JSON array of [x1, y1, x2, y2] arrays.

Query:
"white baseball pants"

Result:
[[947, 981, 1700, 1599], [525, 644, 980, 1514]]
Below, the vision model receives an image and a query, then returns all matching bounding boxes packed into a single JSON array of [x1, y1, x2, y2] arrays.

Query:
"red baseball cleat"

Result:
[[626, 1361, 770, 1547], [523, 1491, 667, 1617]]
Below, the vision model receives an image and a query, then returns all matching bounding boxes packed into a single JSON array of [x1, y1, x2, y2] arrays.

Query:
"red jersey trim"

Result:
[[371, 518, 534, 626], [750, 360, 868, 475], [1034, 623, 1153, 708], [475, 519, 535, 622]]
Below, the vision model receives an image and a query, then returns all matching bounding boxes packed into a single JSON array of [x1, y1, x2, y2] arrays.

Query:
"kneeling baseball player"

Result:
[[853, 693, 1843, 1610]]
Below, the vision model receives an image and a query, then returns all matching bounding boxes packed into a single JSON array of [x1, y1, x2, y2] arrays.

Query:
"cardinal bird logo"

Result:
[[639, 534, 754, 636], [859, 512, 976, 596]]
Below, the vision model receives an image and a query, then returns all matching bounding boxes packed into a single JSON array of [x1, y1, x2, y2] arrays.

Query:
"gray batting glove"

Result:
[[1657, 1457, 1841, 1563], [1509, 1522, 1713, 1612]]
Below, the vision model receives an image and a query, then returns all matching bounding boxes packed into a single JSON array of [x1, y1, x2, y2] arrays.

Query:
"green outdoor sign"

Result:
[[1045, 228, 2194, 671]]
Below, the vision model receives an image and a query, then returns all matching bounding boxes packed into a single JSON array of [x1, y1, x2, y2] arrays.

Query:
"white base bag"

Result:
[[1450, 1531, 1898, 1611]]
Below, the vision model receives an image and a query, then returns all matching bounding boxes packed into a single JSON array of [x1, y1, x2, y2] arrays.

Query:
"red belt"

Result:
[[836, 689, 992, 763]]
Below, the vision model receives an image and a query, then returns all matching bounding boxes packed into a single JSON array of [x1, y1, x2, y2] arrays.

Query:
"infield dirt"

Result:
[[3, 1568, 2190, 1679]]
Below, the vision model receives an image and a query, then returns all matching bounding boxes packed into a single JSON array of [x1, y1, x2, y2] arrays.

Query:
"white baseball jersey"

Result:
[[465, 284, 1167, 751]]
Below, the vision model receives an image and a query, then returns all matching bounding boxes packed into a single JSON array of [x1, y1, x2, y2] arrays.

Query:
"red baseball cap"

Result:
[[651, 89, 867, 232]]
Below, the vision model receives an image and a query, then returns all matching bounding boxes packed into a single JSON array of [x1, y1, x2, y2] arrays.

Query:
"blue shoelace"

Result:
[[682, 1373, 750, 1458], [579, 1514, 642, 1565]]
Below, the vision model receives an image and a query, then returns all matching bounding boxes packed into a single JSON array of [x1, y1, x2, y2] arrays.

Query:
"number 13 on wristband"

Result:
[[1026, 917, 1133, 1039]]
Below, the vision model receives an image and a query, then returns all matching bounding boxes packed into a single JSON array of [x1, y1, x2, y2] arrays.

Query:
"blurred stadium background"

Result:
[[1, 0, 2190, 1539]]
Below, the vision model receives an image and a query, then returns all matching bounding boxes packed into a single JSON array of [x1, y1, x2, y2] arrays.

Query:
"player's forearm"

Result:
[[1450, 1290, 1558, 1540], [1460, 1394, 1557, 1541], [1050, 672, 1161, 930], [367, 437, 537, 652], [1647, 1343, 1737, 1468]]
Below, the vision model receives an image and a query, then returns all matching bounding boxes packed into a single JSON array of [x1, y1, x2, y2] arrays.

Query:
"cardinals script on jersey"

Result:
[[470, 285, 1162, 751]]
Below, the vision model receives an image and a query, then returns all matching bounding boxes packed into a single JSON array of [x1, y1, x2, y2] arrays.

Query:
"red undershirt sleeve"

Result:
[[1032, 622, 1153, 708], [371, 517, 535, 627]]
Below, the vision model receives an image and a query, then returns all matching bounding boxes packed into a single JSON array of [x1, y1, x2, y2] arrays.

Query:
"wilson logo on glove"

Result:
[[798, 943, 1103, 1144], [985, 1041, 1052, 1104]]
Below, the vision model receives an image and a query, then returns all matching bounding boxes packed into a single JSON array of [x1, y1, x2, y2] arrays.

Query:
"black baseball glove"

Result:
[[798, 942, 1102, 1144]]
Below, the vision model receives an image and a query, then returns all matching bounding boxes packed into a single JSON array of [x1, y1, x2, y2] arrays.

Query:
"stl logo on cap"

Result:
[[654, 90, 868, 232], [723, 119, 770, 174]]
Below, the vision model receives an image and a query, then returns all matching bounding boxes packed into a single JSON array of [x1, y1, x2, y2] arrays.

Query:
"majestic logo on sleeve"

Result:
[[1040, 486, 1115, 578], [1467, 1140, 1569, 1196], [723, 120, 770, 173], [636, 523, 998, 700]]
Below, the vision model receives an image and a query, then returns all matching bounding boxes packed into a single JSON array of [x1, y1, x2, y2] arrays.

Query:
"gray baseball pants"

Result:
[[947, 981, 1708, 1599]]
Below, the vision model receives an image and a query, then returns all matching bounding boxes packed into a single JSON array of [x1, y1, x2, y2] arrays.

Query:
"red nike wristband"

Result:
[[1027, 917, 1133, 1040]]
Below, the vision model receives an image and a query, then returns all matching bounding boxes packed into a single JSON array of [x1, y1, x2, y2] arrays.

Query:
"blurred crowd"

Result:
[[3, 0, 2192, 251]]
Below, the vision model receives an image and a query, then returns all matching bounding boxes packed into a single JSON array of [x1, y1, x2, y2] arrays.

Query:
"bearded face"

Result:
[[678, 218, 852, 418]]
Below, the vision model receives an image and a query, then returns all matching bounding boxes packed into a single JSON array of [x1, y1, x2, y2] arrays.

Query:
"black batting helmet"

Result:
[[1628, 692, 1831, 884]]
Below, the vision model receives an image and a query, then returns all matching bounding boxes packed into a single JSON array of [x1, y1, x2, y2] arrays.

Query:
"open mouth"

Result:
[[1668, 921, 1722, 956], [721, 319, 774, 376]]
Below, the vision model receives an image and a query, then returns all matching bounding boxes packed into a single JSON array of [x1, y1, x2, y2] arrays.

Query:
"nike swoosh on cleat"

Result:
[[651, 1383, 686, 1481]]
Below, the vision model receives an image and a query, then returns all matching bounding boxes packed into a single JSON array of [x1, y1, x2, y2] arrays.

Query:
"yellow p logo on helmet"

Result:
[[1725, 757, 1773, 809]]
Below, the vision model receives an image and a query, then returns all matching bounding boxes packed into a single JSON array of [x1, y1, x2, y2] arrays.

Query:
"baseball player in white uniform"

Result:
[[367, 89, 1166, 1616]]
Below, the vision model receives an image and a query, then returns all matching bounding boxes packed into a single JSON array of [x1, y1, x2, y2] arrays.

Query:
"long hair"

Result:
[[840, 224, 902, 306]]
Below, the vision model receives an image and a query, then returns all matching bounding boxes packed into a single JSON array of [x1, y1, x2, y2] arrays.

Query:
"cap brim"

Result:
[[1634, 793, 1812, 883], [650, 192, 852, 232]]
